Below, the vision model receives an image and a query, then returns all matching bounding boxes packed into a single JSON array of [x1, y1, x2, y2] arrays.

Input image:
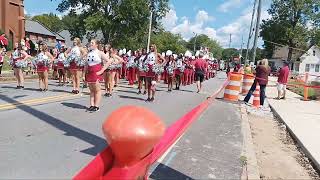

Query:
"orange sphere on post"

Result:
[[102, 106, 166, 167]]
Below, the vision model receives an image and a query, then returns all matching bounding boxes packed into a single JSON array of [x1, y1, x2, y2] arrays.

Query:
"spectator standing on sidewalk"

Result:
[[276, 61, 290, 100], [194, 52, 208, 93], [244, 59, 271, 107], [0, 47, 5, 76]]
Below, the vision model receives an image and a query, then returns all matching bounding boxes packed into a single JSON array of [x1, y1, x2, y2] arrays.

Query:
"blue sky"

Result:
[[24, 0, 272, 48]]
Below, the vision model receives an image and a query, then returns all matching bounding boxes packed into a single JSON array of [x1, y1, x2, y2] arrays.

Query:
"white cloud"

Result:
[[162, 3, 271, 48], [162, 8, 217, 42], [217, 0, 242, 13], [162, 8, 178, 30], [196, 10, 215, 24]]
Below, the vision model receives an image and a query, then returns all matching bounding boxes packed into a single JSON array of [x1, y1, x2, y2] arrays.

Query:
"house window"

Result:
[[305, 64, 310, 72], [311, 64, 315, 71], [316, 65, 320, 72], [313, 50, 316, 56], [294, 63, 300, 72]]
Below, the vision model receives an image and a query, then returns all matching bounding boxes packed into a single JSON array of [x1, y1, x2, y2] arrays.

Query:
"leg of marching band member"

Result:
[[89, 84, 95, 108], [44, 70, 49, 91], [19, 69, 24, 88], [94, 82, 102, 109]]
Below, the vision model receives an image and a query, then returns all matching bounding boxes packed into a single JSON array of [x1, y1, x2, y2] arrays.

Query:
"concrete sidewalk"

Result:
[[266, 78, 320, 170]]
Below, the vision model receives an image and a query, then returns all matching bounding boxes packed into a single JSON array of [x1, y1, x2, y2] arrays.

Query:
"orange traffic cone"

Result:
[[253, 83, 260, 108]]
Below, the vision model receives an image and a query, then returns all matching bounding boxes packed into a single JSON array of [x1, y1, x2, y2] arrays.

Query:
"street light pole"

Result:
[[252, 0, 262, 65], [193, 33, 198, 53], [146, 9, 153, 53], [245, 0, 257, 64]]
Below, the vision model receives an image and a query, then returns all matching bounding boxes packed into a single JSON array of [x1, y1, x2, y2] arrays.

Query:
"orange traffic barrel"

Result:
[[224, 73, 242, 101], [253, 83, 260, 108], [242, 74, 255, 94]]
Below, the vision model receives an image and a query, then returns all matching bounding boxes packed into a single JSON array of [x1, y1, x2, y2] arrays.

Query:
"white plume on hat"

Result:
[[173, 54, 178, 59], [166, 50, 173, 56], [184, 50, 192, 57], [195, 50, 200, 57], [162, 52, 165, 57], [127, 50, 132, 56], [122, 48, 127, 54], [119, 49, 123, 56]]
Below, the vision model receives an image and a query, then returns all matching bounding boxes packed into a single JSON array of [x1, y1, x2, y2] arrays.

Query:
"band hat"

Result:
[[122, 48, 127, 54], [162, 52, 165, 57], [119, 49, 123, 56], [166, 50, 173, 56]]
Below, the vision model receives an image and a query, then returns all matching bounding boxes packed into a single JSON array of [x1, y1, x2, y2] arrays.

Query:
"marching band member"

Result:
[[144, 44, 166, 102], [104, 48, 124, 97], [126, 50, 136, 85], [175, 54, 184, 90], [52, 48, 59, 80], [85, 39, 112, 112], [166, 51, 176, 92], [114, 49, 121, 87], [65, 38, 86, 94], [137, 49, 147, 94], [36, 42, 54, 91], [103, 44, 111, 90], [56, 47, 67, 86], [10, 43, 30, 89]]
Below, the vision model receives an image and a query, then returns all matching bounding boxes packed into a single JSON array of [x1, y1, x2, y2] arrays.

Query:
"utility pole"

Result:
[[229, 34, 232, 48], [146, 7, 153, 53], [240, 35, 243, 65], [193, 32, 198, 53], [245, 0, 257, 64], [252, 0, 262, 65]]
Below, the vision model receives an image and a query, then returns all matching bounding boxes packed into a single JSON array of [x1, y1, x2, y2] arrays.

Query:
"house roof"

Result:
[[25, 20, 56, 37], [58, 30, 104, 48], [55, 33, 65, 41]]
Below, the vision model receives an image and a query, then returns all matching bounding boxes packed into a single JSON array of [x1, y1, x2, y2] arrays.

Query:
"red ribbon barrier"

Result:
[[73, 78, 229, 180]]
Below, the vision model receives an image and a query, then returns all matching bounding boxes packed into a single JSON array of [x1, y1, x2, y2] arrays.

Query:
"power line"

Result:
[[263, 40, 308, 53]]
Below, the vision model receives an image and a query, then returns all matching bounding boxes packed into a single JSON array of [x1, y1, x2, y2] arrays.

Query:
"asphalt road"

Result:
[[0, 72, 243, 179]]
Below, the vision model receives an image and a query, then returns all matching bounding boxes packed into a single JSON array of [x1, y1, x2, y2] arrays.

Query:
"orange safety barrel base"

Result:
[[242, 74, 254, 94], [224, 73, 242, 101], [253, 83, 260, 108]]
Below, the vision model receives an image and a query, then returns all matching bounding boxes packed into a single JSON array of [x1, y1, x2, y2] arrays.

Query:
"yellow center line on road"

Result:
[[0, 94, 80, 110]]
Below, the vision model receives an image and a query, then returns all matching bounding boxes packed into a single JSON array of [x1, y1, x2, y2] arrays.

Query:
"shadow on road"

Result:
[[0, 94, 107, 156], [149, 163, 194, 180], [13, 95, 28, 99], [61, 102, 87, 110], [116, 89, 138, 94], [118, 95, 146, 101]]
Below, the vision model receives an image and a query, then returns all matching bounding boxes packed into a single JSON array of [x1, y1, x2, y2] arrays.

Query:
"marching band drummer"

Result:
[[36, 42, 54, 91], [165, 50, 176, 92], [56, 46, 67, 86], [175, 54, 184, 90], [137, 49, 147, 95], [85, 39, 112, 112], [10, 43, 30, 89], [65, 37, 86, 94], [144, 44, 166, 102]]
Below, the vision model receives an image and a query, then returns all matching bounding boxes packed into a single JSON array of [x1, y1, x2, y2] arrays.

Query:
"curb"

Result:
[[269, 104, 320, 172], [239, 105, 260, 180]]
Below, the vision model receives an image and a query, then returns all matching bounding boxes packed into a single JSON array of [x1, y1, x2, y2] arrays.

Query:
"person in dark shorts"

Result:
[[194, 52, 208, 93]]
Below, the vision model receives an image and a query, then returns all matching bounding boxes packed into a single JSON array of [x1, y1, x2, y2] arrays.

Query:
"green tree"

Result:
[[56, 0, 169, 44], [222, 48, 239, 60], [260, 0, 320, 61], [32, 13, 63, 32], [151, 31, 187, 54], [187, 34, 223, 59], [60, 10, 87, 40]]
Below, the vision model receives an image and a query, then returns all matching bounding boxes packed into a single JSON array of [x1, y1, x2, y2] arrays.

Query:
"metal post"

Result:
[[193, 33, 197, 53], [147, 10, 153, 53], [240, 36, 243, 65], [245, 0, 258, 64], [252, 0, 262, 65]]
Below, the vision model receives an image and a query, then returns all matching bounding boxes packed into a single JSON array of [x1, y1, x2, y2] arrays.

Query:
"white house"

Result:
[[293, 45, 320, 82], [269, 45, 303, 70]]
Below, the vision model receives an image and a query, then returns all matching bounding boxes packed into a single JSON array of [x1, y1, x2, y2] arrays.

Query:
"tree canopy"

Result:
[[260, 0, 320, 61], [32, 13, 63, 33]]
